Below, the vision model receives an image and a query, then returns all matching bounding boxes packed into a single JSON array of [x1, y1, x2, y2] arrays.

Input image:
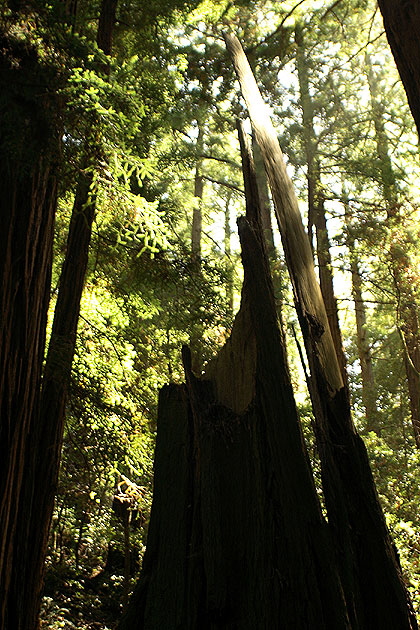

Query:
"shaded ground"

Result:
[[40, 562, 133, 630]]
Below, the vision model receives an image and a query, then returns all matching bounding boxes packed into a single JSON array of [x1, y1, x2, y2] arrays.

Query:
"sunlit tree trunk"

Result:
[[366, 56, 420, 447], [352, 255, 378, 425], [251, 135, 285, 318], [251, 136, 275, 252], [343, 193, 379, 433], [295, 22, 347, 385], [190, 122, 205, 373], [225, 31, 417, 629], [192, 123, 204, 261]]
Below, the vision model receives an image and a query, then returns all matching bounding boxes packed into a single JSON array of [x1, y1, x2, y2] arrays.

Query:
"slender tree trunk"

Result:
[[367, 56, 420, 447], [0, 21, 61, 629], [344, 199, 379, 432], [3, 3, 118, 628], [74, 510, 88, 571], [251, 134, 285, 319], [225, 31, 417, 629], [251, 135, 275, 253], [346, 215, 378, 430], [123, 511, 132, 612], [377, 0, 420, 139], [352, 257, 378, 425], [190, 122, 205, 373], [119, 122, 349, 630], [365, 56, 399, 206], [192, 124, 204, 261], [224, 193, 234, 316], [400, 316, 420, 447], [295, 22, 347, 385], [64, 0, 78, 31]]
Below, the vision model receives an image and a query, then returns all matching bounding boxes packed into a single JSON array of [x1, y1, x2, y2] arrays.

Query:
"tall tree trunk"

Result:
[[3, 3, 118, 628], [295, 22, 348, 385], [377, 0, 420, 139], [251, 135, 275, 253], [119, 122, 349, 630], [366, 56, 420, 447], [12, 171, 98, 630], [192, 123, 204, 261], [190, 122, 205, 373], [400, 313, 420, 448], [224, 32, 417, 629], [224, 193, 234, 316], [344, 197, 379, 433], [352, 252, 379, 427], [251, 135, 285, 317], [0, 21, 61, 630]]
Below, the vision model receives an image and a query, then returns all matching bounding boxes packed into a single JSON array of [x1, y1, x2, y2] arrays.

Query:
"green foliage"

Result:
[[364, 432, 420, 609], [16, 0, 418, 626]]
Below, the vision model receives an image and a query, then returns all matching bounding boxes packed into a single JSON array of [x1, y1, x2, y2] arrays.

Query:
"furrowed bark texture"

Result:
[[119, 122, 349, 630], [2, 3, 117, 628], [377, 0, 420, 139], [0, 24, 61, 630], [224, 32, 417, 629], [11, 172, 97, 630]]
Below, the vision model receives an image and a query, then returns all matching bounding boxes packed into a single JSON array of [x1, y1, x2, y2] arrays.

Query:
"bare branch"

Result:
[[202, 174, 244, 194]]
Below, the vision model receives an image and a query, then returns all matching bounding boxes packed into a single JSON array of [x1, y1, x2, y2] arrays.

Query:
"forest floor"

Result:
[[39, 565, 126, 630]]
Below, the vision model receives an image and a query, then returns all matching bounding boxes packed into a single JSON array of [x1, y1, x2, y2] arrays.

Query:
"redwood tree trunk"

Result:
[[11, 171, 97, 630], [251, 135, 284, 316], [224, 32, 417, 629], [192, 123, 204, 261], [1, 3, 118, 628], [119, 123, 349, 630], [377, 0, 420, 139], [0, 21, 61, 629]]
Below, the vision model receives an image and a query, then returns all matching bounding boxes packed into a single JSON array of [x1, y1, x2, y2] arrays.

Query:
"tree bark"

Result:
[[251, 134, 285, 320], [2, 3, 118, 628], [251, 135, 275, 253], [192, 123, 204, 261], [190, 121, 205, 373], [223, 193, 234, 316], [0, 22, 61, 630], [377, 0, 420, 140], [11, 172, 98, 630], [119, 122, 349, 630], [224, 31, 417, 629], [344, 197, 379, 433]]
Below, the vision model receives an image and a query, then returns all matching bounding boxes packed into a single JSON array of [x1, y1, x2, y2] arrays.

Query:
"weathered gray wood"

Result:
[[224, 31, 343, 396]]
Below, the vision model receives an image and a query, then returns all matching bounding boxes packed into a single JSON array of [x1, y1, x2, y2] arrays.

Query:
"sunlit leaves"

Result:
[[40, 0, 420, 625]]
